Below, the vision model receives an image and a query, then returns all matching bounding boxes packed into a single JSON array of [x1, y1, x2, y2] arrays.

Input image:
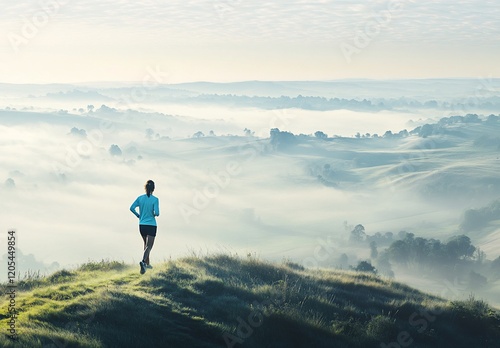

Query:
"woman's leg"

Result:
[[142, 235, 155, 264], [141, 234, 150, 265]]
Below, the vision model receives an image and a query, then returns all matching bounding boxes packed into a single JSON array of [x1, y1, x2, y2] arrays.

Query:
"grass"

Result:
[[0, 254, 499, 347]]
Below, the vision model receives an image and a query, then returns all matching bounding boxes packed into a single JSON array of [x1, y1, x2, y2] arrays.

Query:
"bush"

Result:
[[450, 295, 500, 334], [366, 315, 398, 342], [355, 261, 377, 274], [78, 259, 127, 272], [47, 269, 75, 283]]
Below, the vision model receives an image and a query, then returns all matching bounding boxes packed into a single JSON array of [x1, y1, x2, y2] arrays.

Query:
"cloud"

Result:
[[2, 0, 499, 45], [1, 0, 499, 84]]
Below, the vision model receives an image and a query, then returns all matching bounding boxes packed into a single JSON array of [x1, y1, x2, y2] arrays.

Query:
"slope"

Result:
[[1, 255, 500, 348]]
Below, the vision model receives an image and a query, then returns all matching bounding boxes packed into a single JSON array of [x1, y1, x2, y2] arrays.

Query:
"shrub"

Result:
[[47, 269, 75, 283], [78, 259, 126, 272], [355, 261, 377, 274], [450, 295, 500, 334], [366, 315, 398, 342]]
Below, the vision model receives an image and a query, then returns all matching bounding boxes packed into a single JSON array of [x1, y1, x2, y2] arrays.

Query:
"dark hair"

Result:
[[145, 180, 155, 197]]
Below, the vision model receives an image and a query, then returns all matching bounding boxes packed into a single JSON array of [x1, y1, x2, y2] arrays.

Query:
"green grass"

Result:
[[1, 254, 500, 347]]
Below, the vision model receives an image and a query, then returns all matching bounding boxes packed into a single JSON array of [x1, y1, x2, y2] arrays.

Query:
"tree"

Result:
[[4, 178, 15, 189], [464, 114, 481, 123], [398, 129, 409, 137], [474, 247, 486, 264], [445, 235, 475, 260], [424, 100, 438, 108], [387, 240, 408, 264], [349, 224, 366, 244], [109, 144, 122, 156], [193, 131, 205, 138], [427, 238, 445, 263], [355, 261, 377, 274], [398, 231, 410, 240], [486, 114, 500, 124], [270, 128, 297, 149], [145, 128, 154, 139], [314, 131, 328, 139], [418, 124, 436, 138], [375, 252, 394, 278], [337, 253, 349, 269], [412, 237, 428, 263], [370, 241, 378, 259], [70, 127, 86, 137]]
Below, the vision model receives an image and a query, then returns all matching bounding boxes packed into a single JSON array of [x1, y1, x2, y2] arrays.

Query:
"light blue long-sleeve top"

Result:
[[130, 194, 160, 226]]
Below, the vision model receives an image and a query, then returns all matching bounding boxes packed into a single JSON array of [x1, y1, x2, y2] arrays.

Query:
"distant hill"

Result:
[[1, 255, 499, 347], [3, 79, 500, 110], [44, 90, 113, 102], [169, 79, 500, 100]]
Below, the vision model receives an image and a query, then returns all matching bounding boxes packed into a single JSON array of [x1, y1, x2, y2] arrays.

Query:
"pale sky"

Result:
[[1, 0, 499, 83]]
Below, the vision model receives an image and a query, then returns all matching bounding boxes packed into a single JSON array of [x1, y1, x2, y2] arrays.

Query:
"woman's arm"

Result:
[[130, 199, 140, 218], [154, 198, 160, 217]]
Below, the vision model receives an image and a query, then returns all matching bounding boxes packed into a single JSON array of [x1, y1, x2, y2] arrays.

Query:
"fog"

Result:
[[1, 80, 500, 304]]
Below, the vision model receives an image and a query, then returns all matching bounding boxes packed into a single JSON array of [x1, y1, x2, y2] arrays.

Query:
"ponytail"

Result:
[[145, 180, 155, 197]]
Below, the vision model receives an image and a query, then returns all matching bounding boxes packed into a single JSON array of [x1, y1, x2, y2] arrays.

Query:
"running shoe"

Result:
[[139, 261, 146, 274]]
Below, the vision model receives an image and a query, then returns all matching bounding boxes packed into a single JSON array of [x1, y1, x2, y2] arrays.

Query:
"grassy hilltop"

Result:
[[1, 255, 500, 348]]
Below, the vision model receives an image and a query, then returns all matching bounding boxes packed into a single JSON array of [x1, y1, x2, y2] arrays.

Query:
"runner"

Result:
[[130, 180, 160, 274]]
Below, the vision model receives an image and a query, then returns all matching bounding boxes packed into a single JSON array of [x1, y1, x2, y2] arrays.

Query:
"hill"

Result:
[[1, 255, 500, 347]]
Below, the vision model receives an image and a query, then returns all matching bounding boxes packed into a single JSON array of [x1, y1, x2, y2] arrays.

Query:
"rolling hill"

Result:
[[1, 255, 499, 347]]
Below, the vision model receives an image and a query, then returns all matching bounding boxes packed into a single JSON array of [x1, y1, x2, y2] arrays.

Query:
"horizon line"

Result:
[[1, 77, 499, 87]]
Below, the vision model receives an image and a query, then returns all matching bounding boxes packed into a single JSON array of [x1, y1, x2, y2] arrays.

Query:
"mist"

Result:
[[1, 80, 500, 306]]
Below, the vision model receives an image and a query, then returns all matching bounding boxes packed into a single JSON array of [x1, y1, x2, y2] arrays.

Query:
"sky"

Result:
[[1, 0, 499, 84]]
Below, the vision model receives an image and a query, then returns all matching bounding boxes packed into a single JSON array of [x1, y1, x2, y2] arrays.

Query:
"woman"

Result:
[[130, 180, 160, 274]]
